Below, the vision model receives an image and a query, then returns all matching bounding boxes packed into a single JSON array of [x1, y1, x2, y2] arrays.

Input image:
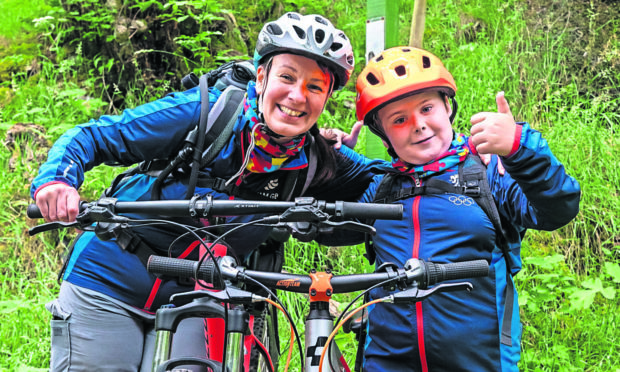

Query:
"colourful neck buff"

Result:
[[242, 81, 308, 173], [392, 132, 470, 178]]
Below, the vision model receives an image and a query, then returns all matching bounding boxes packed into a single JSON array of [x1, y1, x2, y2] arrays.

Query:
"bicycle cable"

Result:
[[245, 275, 305, 372], [319, 299, 384, 372], [325, 275, 402, 372], [194, 217, 278, 289]]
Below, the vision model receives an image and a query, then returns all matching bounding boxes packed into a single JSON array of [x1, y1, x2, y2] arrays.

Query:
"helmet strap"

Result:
[[449, 96, 458, 123]]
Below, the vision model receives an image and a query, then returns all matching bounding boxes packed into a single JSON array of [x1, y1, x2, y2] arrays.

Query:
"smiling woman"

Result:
[[27, 10, 390, 372], [255, 54, 333, 141]]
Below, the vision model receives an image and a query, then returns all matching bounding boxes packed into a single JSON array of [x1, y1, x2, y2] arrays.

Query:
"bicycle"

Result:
[[28, 196, 489, 372]]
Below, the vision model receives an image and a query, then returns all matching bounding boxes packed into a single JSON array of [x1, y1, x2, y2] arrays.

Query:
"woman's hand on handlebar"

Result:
[[35, 183, 81, 222]]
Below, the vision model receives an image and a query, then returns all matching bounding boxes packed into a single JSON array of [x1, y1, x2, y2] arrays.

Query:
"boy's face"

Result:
[[377, 91, 453, 165]]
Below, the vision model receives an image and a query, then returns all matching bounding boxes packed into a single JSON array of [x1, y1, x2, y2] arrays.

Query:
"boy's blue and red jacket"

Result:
[[30, 83, 386, 312], [358, 123, 580, 372]]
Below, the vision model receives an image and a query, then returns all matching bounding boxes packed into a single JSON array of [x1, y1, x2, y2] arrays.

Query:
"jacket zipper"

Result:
[[411, 195, 429, 372]]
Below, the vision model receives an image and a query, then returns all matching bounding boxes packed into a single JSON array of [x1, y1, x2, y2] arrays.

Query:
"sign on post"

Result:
[[364, 0, 399, 161]]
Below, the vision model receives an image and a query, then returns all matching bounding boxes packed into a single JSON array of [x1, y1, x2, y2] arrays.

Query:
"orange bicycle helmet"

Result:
[[356, 47, 458, 143]]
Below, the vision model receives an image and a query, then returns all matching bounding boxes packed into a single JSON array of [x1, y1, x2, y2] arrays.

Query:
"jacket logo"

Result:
[[449, 195, 474, 206], [265, 179, 279, 190], [450, 174, 459, 186]]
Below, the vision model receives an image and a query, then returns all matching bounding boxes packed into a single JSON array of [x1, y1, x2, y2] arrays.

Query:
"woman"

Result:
[[31, 12, 384, 371]]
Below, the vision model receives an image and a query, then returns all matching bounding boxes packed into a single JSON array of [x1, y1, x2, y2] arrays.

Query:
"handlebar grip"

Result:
[[423, 260, 489, 287], [27, 201, 89, 219], [340, 202, 403, 220], [147, 256, 224, 289], [27, 204, 43, 219]]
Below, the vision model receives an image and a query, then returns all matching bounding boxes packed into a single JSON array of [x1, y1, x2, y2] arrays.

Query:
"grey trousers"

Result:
[[46, 281, 209, 372]]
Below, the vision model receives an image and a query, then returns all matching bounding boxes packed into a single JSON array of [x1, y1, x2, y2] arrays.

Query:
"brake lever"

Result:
[[28, 204, 130, 236], [170, 286, 255, 306], [388, 282, 474, 304], [286, 220, 376, 243], [322, 220, 376, 235], [28, 221, 83, 236], [278, 205, 329, 223]]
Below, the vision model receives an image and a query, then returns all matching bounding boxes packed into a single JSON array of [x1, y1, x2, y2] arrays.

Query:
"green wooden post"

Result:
[[364, 0, 399, 161]]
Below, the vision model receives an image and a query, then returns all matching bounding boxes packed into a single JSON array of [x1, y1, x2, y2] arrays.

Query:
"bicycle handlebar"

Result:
[[147, 255, 489, 293], [27, 197, 403, 221]]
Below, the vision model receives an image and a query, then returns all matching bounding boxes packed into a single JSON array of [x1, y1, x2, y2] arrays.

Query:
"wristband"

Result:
[[506, 124, 522, 158], [467, 137, 478, 156], [33, 181, 72, 200]]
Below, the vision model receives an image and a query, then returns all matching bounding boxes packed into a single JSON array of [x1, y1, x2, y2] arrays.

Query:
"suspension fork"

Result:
[[223, 305, 250, 372], [151, 297, 225, 372]]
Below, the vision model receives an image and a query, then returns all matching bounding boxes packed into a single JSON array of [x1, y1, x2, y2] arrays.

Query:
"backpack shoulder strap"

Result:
[[364, 173, 398, 264], [169, 83, 246, 199], [461, 154, 515, 346], [372, 173, 398, 204], [184, 74, 212, 199], [199, 85, 246, 167], [460, 155, 506, 245], [301, 136, 317, 197], [460, 155, 514, 263]]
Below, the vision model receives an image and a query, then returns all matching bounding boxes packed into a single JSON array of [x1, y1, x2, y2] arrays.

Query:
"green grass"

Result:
[[0, 0, 51, 40], [0, 0, 619, 371]]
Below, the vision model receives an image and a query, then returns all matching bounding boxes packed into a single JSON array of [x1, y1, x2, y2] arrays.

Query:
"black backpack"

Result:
[[362, 154, 516, 351], [106, 60, 256, 200]]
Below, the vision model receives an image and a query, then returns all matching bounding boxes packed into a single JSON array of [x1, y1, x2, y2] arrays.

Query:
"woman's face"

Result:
[[256, 53, 332, 142], [378, 91, 453, 165]]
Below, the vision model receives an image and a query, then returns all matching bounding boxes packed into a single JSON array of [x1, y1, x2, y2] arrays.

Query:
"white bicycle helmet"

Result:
[[254, 12, 355, 90]]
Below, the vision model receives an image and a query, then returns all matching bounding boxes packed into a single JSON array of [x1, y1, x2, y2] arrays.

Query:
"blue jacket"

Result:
[[358, 123, 581, 371], [31, 83, 386, 311]]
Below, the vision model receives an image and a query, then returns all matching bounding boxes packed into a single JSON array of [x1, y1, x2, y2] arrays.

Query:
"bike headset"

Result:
[[251, 12, 355, 139], [355, 46, 459, 159]]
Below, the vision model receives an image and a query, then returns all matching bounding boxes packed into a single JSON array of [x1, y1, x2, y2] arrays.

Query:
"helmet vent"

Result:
[[376, 55, 384, 62], [267, 23, 283, 36], [315, 16, 328, 25], [288, 13, 301, 20], [315, 29, 325, 44], [293, 25, 306, 39], [330, 42, 342, 52], [394, 65, 406, 76], [422, 56, 431, 68], [366, 73, 380, 86]]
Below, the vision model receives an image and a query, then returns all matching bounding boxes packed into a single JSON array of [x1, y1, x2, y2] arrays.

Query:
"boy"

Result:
[[354, 47, 581, 371]]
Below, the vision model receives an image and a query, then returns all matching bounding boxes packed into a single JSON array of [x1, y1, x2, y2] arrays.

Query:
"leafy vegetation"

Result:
[[0, 0, 618, 371]]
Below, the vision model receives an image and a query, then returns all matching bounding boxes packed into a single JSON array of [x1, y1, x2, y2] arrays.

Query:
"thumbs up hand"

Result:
[[469, 92, 518, 157]]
